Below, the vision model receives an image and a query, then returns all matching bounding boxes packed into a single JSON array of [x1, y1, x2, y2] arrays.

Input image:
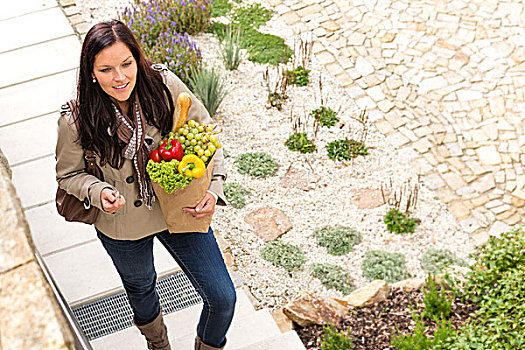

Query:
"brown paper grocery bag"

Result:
[[151, 157, 215, 233]]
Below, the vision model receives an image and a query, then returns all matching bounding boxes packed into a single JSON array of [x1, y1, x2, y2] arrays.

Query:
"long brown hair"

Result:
[[77, 20, 174, 168]]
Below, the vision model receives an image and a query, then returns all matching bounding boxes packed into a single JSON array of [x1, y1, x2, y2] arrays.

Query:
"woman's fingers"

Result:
[[101, 188, 125, 213], [183, 193, 215, 218]]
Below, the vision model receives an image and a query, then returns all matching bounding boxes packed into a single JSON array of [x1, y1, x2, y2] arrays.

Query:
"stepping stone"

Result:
[[280, 165, 320, 191], [244, 207, 292, 242], [351, 188, 388, 209]]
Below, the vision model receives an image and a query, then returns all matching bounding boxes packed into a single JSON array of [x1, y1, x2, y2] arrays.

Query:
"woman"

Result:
[[55, 20, 235, 350]]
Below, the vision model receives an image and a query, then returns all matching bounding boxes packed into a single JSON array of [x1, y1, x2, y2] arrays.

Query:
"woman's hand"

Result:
[[101, 188, 126, 214], [183, 192, 215, 218]]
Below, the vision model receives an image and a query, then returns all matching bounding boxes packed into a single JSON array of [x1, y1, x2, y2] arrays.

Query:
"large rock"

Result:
[[280, 165, 320, 191], [283, 292, 348, 327], [351, 188, 389, 209], [343, 280, 390, 308], [244, 207, 292, 241], [391, 277, 426, 291]]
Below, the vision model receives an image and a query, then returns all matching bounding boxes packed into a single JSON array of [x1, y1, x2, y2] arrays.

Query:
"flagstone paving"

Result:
[[266, 0, 525, 244]]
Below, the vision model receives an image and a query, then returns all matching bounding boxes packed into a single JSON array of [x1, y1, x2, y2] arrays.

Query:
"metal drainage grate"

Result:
[[72, 271, 203, 341]]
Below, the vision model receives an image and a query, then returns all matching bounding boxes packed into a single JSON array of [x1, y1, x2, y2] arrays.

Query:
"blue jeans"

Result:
[[96, 227, 236, 348]]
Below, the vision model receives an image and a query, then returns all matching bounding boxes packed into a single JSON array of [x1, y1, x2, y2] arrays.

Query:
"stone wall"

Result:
[[0, 149, 74, 349]]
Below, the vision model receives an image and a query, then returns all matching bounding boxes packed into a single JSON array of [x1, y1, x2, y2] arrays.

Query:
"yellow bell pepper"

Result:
[[178, 154, 206, 179]]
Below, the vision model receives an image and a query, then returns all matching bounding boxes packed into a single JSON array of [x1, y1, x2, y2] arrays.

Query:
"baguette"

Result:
[[172, 92, 192, 133]]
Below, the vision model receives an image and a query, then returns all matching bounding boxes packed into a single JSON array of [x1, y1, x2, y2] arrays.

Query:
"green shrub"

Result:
[[391, 314, 432, 350], [361, 250, 409, 283], [392, 314, 455, 350], [208, 21, 227, 34], [321, 325, 354, 350], [311, 263, 354, 294], [448, 229, 525, 349], [422, 274, 452, 320], [188, 65, 229, 117], [311, 106, 339, 128], [241, 28, 292, 65], [463, 229, 525, 302], [211, 0, 232, 17], [235, 152, 279, 178], [219, 25, 243, 70], [285, 132, 316, 153], [326, 138, 368, 162], [261, 240, 305, 272], [210, 15, 292, 65], [285, 66, 310, 86], [314, 226, 362, 255], [431, 319, 457, 349], [421, 248, 467, 275], [224, 182, 250, 209], [231, 3, 273, 29], [384, 208, 419, 234]]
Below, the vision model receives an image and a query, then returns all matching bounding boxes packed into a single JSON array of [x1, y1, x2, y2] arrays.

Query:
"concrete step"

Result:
[[0, 6, 74, 53], [11, 155, 56, 209], [0, 69, 76, 127], [234, 330, 305, 350], [44, 238, 182, 307], [0, 112, 58, 166], [0, 0, 56, 21], [91, 288, 258, 349], [0, 35, 79, 88], [25, 202, 97, 256], [169, 309, 281, 350]]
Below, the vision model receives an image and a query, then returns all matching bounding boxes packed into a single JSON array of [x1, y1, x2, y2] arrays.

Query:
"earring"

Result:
[[92, 77, 97, 83]]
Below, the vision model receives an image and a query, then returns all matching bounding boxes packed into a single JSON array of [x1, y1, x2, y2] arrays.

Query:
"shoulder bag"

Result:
[[55, 101, 103, 224]]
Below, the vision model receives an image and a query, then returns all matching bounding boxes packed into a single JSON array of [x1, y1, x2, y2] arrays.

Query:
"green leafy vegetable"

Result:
[[146, 159, 193, 194]]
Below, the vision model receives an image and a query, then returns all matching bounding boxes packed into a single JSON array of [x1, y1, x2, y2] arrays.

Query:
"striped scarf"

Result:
[[113, 100, 154, 209]]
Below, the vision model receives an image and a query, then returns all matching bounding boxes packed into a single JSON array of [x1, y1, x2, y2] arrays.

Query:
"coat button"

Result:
[[126, 176, 134, 184], [134, 200, 142, 207]]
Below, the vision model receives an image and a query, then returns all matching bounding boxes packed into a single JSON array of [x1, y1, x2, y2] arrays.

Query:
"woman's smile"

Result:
[[113, 82, 129, 90]]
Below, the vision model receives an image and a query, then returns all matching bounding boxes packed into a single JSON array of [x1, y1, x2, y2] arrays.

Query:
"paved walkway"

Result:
[[267, 0, 525, 244]]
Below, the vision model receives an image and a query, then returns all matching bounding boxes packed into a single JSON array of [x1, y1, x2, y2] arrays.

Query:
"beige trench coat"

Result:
[[55, 64, 226, 240]]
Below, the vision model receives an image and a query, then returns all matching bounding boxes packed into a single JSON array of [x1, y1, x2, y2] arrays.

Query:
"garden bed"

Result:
[[297, 287, 477, 349]]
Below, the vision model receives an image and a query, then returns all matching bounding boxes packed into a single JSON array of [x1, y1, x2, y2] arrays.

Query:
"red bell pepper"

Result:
[[159, 138, 183, 162]]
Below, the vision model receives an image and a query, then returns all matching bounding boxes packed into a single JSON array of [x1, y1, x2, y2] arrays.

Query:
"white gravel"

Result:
[[75, 0, 475, 310]]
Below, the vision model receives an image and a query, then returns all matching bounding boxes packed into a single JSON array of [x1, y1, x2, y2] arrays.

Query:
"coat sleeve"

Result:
[[55, 105, 115, 211], [160, 66, 228, 206]]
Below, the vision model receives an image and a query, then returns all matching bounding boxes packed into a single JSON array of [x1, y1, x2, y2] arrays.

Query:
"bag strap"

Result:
[[66, 100, 98, 176]]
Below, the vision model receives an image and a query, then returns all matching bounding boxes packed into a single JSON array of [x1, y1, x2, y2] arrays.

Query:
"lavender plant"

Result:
[[121, 0, 212, 37], [149, 32, 202, 84], [120, 0, 209, 83]]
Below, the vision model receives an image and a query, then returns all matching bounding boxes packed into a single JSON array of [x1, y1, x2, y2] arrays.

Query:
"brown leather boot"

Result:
[[194, 335, 226, 350], [135, 312, 171, 350]]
